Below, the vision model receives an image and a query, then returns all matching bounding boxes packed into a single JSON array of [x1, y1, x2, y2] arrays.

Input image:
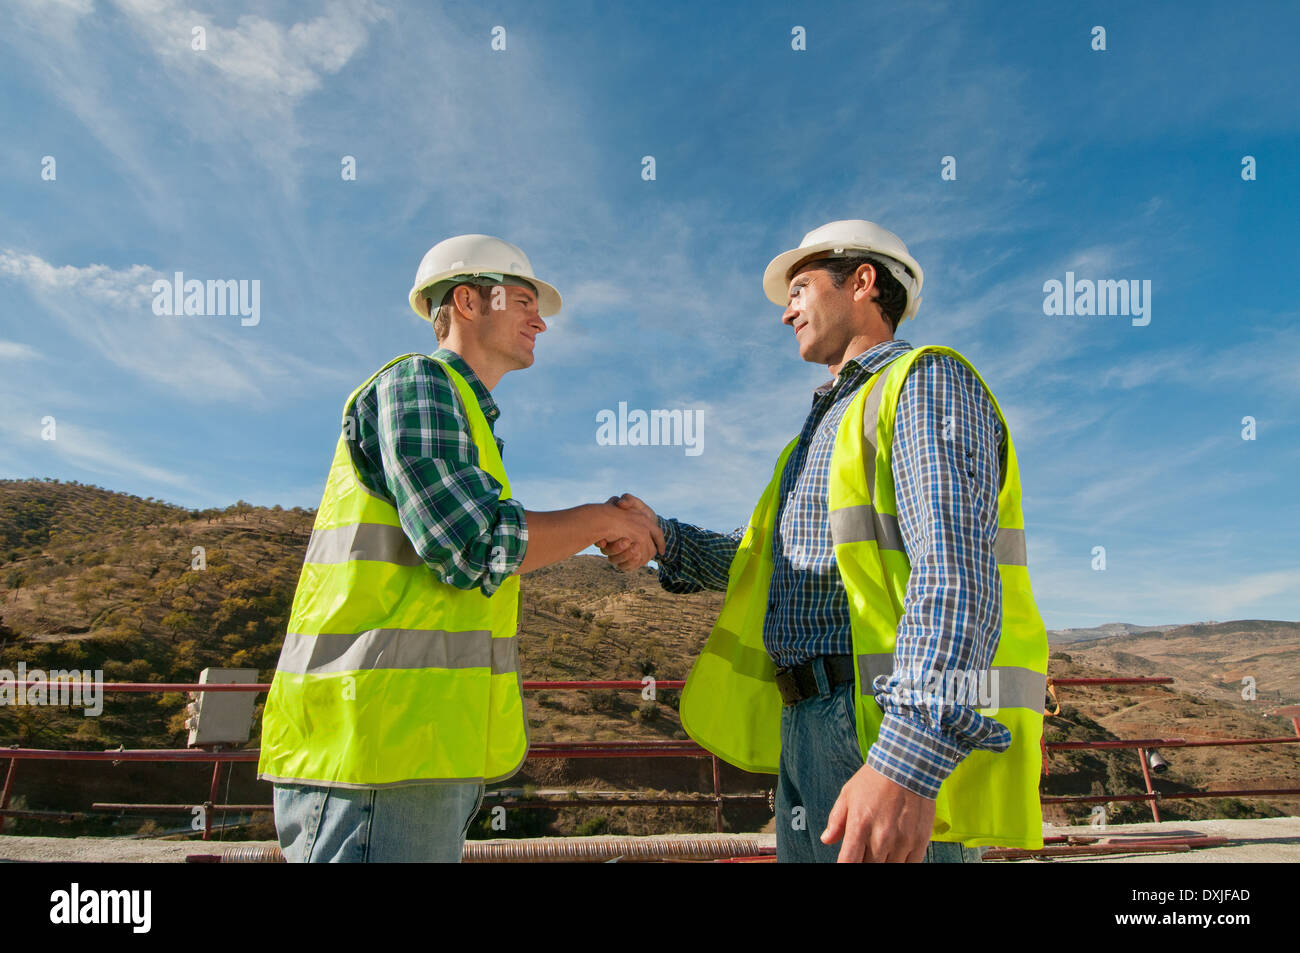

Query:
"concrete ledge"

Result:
[[2, 820, 1295, 862]]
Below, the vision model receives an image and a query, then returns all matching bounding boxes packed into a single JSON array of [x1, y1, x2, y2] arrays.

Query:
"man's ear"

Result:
[[453, 284, 481, 321], [853, 262, 877, 302]]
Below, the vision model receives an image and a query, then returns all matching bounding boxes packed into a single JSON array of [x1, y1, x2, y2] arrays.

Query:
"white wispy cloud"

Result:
[[113, 0, 385, 104], [0, 409, 193, 490], [0, 249, 342, 403], [5, 0, 387, 201], [0, 340, 41, 361]]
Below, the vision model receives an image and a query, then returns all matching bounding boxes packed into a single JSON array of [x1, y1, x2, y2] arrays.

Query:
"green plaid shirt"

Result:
[[347, 347, 528, 596]]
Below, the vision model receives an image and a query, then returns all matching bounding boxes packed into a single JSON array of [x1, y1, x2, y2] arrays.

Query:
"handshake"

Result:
[[594, 493, 662, 572]]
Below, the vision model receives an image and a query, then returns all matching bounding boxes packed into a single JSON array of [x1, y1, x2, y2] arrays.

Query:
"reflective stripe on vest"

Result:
[[856, 654, 1044, 711], [830, 506, 1027, 566], [679, 344, 1049, 849], [304, 522, 424, 566], [277, 628, 520, 676], [257, 353, 528, 788]]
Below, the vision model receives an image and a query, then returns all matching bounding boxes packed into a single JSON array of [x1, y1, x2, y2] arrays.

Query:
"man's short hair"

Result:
[[814, 255, 910, 332]]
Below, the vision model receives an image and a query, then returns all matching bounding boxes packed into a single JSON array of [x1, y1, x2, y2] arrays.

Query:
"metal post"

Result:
[[204, 748, 224, 842], [0, 756, 16, 835], [1136, 747, 1160, 823], [711, 755, 723, 833]]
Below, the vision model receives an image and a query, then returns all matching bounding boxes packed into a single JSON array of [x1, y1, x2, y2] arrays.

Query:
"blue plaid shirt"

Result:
[[656, 339, 1012, 799]]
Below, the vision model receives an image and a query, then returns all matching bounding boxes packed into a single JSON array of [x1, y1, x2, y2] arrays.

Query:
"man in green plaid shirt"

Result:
[[271, 235, 661, 862]]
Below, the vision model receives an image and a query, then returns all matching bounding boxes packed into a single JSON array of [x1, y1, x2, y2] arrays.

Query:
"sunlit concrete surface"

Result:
[[1, 819, 1296, 862]]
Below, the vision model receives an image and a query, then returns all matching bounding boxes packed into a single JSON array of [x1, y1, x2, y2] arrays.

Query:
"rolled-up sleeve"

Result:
[[370, 357, 527, 596], [864, 353, 1010, 799]]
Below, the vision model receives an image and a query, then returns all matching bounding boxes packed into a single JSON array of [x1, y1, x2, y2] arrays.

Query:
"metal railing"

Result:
[[3, 676, 1299, 842]]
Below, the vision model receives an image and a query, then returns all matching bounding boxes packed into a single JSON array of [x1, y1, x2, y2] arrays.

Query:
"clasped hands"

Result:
[[595, 493, 661, 572]]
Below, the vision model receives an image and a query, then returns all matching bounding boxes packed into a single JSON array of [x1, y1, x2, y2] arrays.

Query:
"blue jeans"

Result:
[[775, 658, 984, 863], [273, 781, 484, 863]]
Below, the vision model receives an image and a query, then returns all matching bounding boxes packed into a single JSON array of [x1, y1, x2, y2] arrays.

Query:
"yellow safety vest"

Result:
[[257, 353, 527, 788], [680, 345, 1048, 848]]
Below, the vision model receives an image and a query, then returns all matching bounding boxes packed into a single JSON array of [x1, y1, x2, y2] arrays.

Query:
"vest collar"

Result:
[[815, 338, 914, 398], [431, 347, 500, 424]]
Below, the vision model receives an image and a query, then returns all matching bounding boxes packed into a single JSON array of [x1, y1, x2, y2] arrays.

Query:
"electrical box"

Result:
[[185, 668, 259, 747]]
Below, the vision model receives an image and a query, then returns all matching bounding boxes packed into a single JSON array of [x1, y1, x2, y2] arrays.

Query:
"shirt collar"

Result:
[[813, 338, 914, 398], [431, 347, 500, 423]]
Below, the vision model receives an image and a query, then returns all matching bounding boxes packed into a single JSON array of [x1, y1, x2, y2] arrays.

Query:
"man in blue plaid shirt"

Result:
[[602, 220, 1015, 863]]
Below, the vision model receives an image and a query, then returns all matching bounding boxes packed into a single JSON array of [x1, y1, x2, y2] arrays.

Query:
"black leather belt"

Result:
[[774, 654, 855, 706]]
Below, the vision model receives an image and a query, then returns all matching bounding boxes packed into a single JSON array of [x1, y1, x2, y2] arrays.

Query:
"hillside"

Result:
[[1041, 651, 1300, 823], [1, 478, 1296, 836], [1047, 622, 1185, 643], [1064, 620, 1300, 710]]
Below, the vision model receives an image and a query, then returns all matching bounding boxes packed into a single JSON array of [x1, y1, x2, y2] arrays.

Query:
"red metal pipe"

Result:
[[7, 679, 691, 694], [1048, 735, 1300, 751], [204, 751, 223, 841], [7, 681, 269, 693], [0, 808, 88, 820], [1049, 677, 1173, 685], [0, 756, 16, 835], [986, 843, 1192, 860], [529, 749, 711, 759], [0, 748, 259, 762], [712, 755, 723, 833], [1048, 738, 1186, 750], [474, 798, 758, 809], [93, 803, 272, 812], [1163, 735, 1300, 748], [1097, 836, 1228, 848], [1041, 787, 1300, 805], [527, 740, 710, 759], [521, 680, 685, 689], [528, 740, 702, 748], [1136, 747, 1161, 823]]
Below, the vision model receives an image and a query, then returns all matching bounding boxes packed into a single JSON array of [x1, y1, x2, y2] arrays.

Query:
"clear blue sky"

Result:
[[1, 1, 1297, 629]]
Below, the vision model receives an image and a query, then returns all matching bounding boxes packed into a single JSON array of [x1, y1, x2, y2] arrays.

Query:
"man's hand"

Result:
[[820, 762, 936, 862], [596, 494, 661, 572]]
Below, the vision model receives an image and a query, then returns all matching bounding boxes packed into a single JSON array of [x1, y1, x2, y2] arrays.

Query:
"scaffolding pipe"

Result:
[[984, 842, 1226, 860], [1042, 786, 1300, 805], [207, 835, 769, 864]]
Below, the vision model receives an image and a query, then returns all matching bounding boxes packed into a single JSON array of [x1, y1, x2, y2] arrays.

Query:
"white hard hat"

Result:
[[408, 234, 562, 320], [762, 220, 924, 322]]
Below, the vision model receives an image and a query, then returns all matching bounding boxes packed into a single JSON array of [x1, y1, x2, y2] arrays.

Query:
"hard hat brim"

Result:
[[408, 273, 562, 321], [762, 239, 924, 321]]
